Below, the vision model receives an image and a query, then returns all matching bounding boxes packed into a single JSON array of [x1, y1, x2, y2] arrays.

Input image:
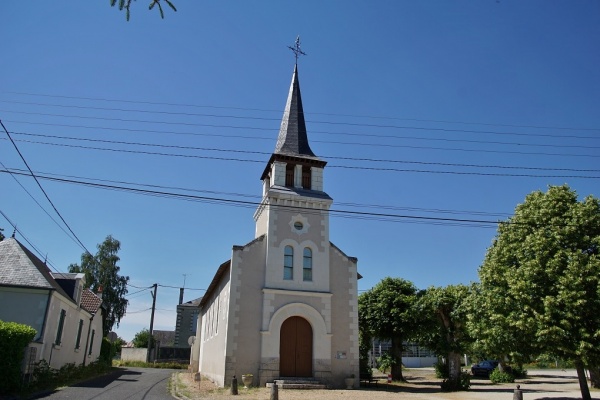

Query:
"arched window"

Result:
[[284, 245, 294, 280], [303, 247, 312, 281]]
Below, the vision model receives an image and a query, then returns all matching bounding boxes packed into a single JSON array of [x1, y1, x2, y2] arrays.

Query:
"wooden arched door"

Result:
[[280, 316, 312, 377]]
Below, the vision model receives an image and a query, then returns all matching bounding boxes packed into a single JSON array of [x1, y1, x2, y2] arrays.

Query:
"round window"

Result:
[[294, 221, 304, 230]]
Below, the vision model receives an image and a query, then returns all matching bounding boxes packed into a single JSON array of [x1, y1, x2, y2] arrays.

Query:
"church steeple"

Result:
[[274, 64, 315, 157]]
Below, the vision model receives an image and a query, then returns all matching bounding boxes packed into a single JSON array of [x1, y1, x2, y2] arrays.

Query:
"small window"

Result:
[[55, 309, 66, 345], [285, 164, 295, 187], [294, 221, 303, 230], [303, 247, 312, 281], [284, 245, 294, 280], [75, 319, 84, 349]]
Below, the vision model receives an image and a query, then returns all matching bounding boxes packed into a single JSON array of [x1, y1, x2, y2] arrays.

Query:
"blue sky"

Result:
[[1, 1, 598, 342]]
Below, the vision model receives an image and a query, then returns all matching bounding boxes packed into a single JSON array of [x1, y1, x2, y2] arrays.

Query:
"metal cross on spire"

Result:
[[288, 35, 306, 64]]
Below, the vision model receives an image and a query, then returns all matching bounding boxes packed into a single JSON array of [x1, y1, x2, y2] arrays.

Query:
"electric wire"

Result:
[[2, 165, 512, 218], [2, 92, 599, 133], [9, 131, 600, 173], [0, 168, 579, 229], [0, 159, 84, 249], [0, 208, 60, 272], [3, 107, 600, 144], [0, 120, 91, 254], [5, 137, 598, 178]]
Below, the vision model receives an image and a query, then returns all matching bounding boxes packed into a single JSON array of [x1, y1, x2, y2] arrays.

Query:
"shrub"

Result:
[[441, 370, 471, 391], [0, 320, 37, 394], [433, 361, 449, 379], [489, 368, 515, 383], [511, 365, 528, 379], [377, 352, 398, 374], [99, 337, 114, 365]]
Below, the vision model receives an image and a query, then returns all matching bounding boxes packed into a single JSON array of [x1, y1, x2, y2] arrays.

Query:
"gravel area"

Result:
[[173, 368, 599, 400]]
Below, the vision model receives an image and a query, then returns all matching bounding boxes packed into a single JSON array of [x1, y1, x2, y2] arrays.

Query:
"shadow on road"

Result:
[[71, 368, 142, 389]]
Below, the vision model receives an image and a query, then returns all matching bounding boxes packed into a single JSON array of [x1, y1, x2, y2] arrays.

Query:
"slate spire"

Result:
[[274, 64, 316, 157]]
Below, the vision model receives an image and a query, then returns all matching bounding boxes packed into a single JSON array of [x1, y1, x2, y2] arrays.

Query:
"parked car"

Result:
[[471, 360, 499, 376]]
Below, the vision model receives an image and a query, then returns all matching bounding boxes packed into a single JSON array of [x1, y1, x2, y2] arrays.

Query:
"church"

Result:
[[192, 59, 360, 389]]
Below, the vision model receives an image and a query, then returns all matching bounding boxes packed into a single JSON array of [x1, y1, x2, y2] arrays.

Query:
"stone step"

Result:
[[266, 378, 327, 390]]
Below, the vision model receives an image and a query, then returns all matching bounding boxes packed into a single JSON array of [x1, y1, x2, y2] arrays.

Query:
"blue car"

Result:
[[471, 360, 499, 377]]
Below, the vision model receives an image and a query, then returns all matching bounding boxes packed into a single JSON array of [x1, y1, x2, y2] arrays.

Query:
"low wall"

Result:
[[121, 348, 148, 362], [403, 357, 437, 368]]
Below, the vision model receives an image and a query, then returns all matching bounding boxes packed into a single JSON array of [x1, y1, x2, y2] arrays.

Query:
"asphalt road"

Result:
[[35, 367, 176, 400]]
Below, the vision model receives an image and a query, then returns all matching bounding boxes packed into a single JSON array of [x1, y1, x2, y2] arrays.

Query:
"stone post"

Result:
[[231, 375, 238, 395], [270, 382, 278, 400], [513, 384, 523, 400]]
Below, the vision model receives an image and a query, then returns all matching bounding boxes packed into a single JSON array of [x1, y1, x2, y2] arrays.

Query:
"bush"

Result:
[[511, 365, 528, 379], [377, 352, 398, 374], [0, 320, 37, 394], [433, 361, 449, 379], [99, 337, 114, 365], [489, 368, 515, 383], [441, 370, 471, 391]]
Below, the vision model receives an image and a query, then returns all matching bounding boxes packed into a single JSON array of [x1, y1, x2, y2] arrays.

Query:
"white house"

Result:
[[0, 238, 104, 371], [193, 64, 360, 389]]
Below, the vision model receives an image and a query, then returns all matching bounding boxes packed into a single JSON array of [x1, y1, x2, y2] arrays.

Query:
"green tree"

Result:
[[69, 235, 129, 336], [477, 185, 600, 400], [111, 0, 177, 21], [132, 328, 155, 348], [416, 284, 472, 390], [358, 277, 419, 381]]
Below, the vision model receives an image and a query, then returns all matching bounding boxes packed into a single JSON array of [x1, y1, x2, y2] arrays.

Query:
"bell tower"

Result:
[[254, 54, 332, 292]]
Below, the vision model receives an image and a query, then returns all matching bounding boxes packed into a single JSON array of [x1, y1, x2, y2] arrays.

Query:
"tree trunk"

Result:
[[448, 352, 462, 384], [589, 367, 600, 389], [574, 359, 591, 400], [390, 337, 404, 381]]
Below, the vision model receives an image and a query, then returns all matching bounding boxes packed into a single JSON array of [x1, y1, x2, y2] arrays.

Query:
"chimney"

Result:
[[179, 288, 184, 305], [97, 285, 103, 299]]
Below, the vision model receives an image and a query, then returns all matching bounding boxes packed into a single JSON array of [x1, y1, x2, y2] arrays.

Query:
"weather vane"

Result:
[[288, 36, 306, 63]]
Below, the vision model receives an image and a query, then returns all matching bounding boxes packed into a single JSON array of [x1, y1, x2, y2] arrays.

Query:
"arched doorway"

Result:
[[280, 316, 312, 377]]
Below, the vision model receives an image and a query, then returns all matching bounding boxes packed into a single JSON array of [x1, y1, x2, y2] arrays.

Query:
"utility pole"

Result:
[[147, 283, 157, 362]]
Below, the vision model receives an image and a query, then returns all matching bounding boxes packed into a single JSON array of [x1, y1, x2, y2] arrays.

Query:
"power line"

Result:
[[2, 166, 512, 218], [0, 159, 85, 249], [4, 120, 598, 158], [0, 120, 91, 254], [3, 91, 599, 132], [0, 209, 60, 272], [9, 131, 600, 173], [0, 168, 555, 228], [5, 137, 599, 178], [3, 107, 600, 145]]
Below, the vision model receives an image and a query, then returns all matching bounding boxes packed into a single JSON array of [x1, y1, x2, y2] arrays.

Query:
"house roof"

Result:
[[178, 296, 202, 308], [81, 288, 103, 314], [0, 238, 73, 300]]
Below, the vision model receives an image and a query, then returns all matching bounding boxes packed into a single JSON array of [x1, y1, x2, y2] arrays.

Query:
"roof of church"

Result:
[[274, 64, 318, 158]]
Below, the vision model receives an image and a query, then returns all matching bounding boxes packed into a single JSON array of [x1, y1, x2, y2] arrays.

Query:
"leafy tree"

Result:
[[132, 328, 155, 348], [358, 277, 419, 381], [477, 185, 600, 400], [111, 0, 177, 21], [69, 235, 129, 336], [416, 284, 472, 390]]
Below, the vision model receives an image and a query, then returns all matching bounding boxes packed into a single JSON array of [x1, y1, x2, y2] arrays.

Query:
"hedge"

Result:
[[0, 320, 36, 394]]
